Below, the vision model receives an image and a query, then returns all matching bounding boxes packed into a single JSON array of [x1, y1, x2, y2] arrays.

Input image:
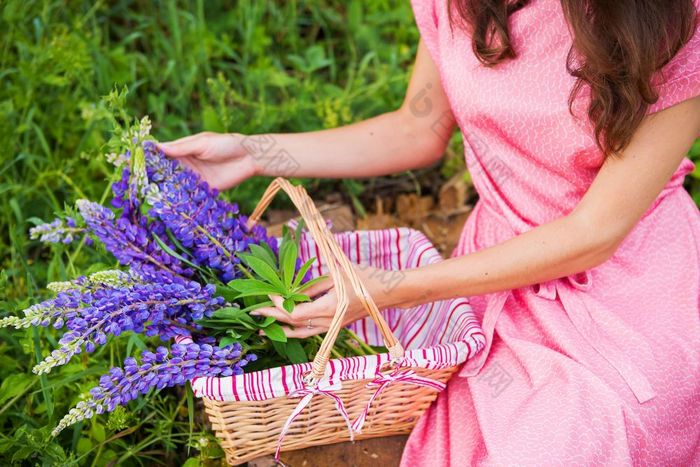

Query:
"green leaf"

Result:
[[280, 240, 298, 289], [226, 329, 243, 339], [263, 322, 287, 342], [258, 316, 276, 327], [211, 306, 244, 320], [285, 339, 308, 363], [125, 333, 146, 358], [0, 374, 34, 406], [183, 457, 202, 467], [231, 291, 283, 300], [227, 278, 282, 296], [288, 293, 311, 303], [248, 243, 278, 269], [152, 233, 199, 270], [239, 254, 285, 288], [235, 313, 261, 330], [282, 297, 296, 313], [91, 422, 106, 443], [165, 228, 193, 258], [270, 339, 288, 360], [292, 257, 316, 289], [215, 285, 239, 302], [239, 300, 274, 313], [219, 336, 237, 347], [297, 275, 328, 293]]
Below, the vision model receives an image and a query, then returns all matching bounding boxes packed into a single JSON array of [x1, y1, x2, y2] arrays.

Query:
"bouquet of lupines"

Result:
[[1, 115, 379, 437]]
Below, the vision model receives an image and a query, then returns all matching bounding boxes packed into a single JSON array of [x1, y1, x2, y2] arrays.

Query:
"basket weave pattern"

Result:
[[205, 366, 457, 465]]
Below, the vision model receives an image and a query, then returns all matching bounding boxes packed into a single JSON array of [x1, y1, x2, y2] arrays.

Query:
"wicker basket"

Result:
[[186, 178, 483, 465]]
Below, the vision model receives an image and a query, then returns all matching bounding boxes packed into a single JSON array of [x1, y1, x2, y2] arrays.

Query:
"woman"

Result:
[[162, 0, 700, 464]]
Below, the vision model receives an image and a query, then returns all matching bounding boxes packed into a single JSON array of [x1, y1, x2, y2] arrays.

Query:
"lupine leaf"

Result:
[[297, 276, 327, 292], [214, 285, 239, 302], [219, 336, 237, 347], [152, 232, 200, 270], [248, 243, 278, 269], [291, 257, 316, 289], [263, 322, 287, 342], [239, 300, 274, 313], [227, 278, 282, 296], [282, 297, 295, 313], [288, 293, 311, 303], [258, 316, 276, 327], [238, 254, 285, 288], [211, 307, 245, 320], [281, 240, 298, 289], [284, 339, 308, 363]]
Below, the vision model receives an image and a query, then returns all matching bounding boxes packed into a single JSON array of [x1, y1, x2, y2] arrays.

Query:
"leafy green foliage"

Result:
[[200, 225, 325, 365], [198, 224, 387, 367], [0, 0, 417, 464]]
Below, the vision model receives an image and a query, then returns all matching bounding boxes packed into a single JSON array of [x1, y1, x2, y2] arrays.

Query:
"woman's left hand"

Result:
[[250, 266, 399, 338]]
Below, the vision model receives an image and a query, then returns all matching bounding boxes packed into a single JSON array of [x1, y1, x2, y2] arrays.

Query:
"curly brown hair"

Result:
[[449, 0, 697, 155]]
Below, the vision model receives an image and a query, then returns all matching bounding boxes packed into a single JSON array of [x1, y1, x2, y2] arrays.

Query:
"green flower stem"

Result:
[[313, 335, 343, 360], [344, 328, 379, 355]]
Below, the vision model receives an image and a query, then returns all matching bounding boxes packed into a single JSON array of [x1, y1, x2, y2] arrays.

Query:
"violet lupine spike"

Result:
[[142, 143, 276, 282], [30, 217, 84, 244], [0, 271, 139, 331], [51, 343, 256, 436], [110, 166, 140, 220], [0, 287, 91, 331], [76, 199, 193, 283], [32, 282, 224, 375]]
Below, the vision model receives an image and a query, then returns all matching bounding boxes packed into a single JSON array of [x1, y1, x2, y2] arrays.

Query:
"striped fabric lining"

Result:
[[181, 227, 485, 402]]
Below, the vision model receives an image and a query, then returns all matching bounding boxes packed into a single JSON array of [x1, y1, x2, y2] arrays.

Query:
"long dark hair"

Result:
[[449, 0, 696, 155]]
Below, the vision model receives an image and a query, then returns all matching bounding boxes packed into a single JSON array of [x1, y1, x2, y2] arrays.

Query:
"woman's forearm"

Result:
[[382, 96, 700, 310], [247, 107, 452, 179], [386, 212, 618, 308]]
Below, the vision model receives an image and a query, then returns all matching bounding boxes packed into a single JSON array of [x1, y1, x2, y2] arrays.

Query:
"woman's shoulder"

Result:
[[410, 0, 443, 64], [647, 3, 700, 114]]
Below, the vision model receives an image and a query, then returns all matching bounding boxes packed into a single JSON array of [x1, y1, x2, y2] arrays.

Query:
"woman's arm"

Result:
[[253, 96, 700, 337], [390, 96, 700, 307], [161, 41, 455, 188]]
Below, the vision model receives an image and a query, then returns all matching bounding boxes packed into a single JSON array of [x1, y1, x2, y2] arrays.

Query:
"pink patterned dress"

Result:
[[402, 0, 700, 465]]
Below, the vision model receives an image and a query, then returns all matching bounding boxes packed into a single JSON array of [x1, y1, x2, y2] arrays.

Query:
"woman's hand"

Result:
[[159, 132, 258, 190], [250, 266, 401, 338]]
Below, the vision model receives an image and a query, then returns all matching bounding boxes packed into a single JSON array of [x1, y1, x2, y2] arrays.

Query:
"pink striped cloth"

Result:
[[178, 227, 485, 402]]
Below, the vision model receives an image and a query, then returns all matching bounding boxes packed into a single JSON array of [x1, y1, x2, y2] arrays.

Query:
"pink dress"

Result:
[[402, 0, 700, 465]]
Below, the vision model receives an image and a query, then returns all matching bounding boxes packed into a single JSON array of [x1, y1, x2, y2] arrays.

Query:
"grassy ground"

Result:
[[1, 1, 698, 466]]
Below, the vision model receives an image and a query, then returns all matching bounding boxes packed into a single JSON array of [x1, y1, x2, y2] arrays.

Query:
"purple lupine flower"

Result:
[[0, 271, 137, 331], [143, 143, 276, 281], [32, 281, 224, 375], [0, 286, 90, 331], [30, 217, 84, 244], [110, 165, 140, 219], [76, 199, 193, 283], [51, 343, 256, 436]]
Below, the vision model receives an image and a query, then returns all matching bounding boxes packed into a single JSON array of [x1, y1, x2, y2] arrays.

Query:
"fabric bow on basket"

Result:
[[275, 379, 354, 462]]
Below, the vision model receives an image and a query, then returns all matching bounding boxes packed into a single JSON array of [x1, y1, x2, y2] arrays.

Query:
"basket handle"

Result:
[[246, 177, 405, 381]]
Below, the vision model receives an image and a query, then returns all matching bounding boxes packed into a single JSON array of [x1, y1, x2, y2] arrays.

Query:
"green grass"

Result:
[[1, 1, 698, 465], [0, 1, 417, 464]]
